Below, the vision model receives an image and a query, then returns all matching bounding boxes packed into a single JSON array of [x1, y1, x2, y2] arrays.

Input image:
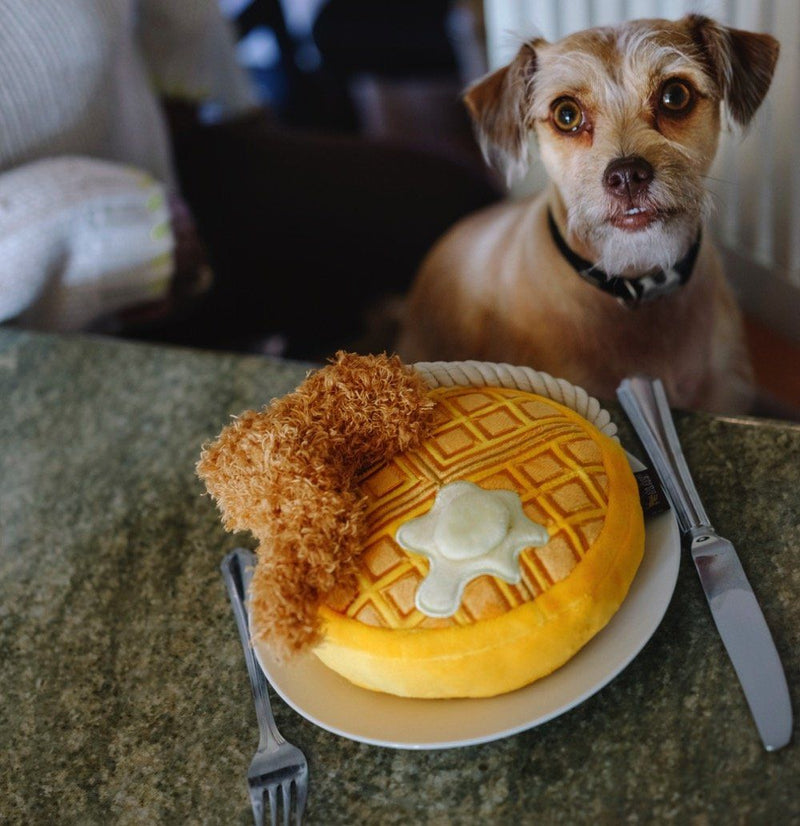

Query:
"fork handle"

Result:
[[221, 548, 284, 751], [617, 376, 711, 535]]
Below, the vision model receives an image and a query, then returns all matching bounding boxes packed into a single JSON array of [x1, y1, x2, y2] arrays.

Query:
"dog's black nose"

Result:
[[603, 156, 654, 198]]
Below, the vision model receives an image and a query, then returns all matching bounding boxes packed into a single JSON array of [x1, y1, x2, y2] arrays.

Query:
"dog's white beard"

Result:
[[592, 216, 699, 275], [567, 191, 710, 276]]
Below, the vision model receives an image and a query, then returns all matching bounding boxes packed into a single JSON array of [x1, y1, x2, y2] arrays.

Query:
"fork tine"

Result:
[[294, 776, 308, 825], [248, 785, 265, 826], [281, 780, 293, 826], [267, 784, 279, 826], [268, 784, 278, 826]]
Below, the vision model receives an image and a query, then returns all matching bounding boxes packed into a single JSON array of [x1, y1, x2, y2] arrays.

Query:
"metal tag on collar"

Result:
[[637, 267, 683, 302], [618, 277, 641, 306]]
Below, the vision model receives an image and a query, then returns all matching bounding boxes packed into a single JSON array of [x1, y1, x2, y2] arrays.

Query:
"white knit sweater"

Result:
[[0, 0, 256, 330]]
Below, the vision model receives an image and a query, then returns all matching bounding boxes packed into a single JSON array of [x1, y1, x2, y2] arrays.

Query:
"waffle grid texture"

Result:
[[328, 385, 611, 630]]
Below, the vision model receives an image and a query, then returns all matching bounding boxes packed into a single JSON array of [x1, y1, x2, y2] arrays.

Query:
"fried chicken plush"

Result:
[[197, 352, 435, 656]]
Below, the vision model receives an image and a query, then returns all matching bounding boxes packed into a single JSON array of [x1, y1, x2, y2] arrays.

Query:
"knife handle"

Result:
[[617, 376, 711, 534], [619, 377, 793, 752]]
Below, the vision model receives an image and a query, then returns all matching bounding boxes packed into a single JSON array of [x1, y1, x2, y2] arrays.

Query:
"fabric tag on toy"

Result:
[[634, 468, 670, 517]]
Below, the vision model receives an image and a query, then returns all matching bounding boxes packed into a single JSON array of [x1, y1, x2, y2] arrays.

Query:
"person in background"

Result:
[[0, 0, 257, 332]]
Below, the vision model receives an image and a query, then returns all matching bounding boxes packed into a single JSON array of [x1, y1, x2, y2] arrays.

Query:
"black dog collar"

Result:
[[547, 210, 700, 308]]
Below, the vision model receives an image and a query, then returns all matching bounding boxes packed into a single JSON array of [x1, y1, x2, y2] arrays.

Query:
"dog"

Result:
[[396, 15, 779, 412]]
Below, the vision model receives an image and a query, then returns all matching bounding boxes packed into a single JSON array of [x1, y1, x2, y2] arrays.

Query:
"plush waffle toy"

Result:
[[198, 352, 644, 698]]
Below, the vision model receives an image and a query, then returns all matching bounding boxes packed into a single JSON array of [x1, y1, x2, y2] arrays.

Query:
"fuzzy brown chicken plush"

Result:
[[197, 352, 435, 656]]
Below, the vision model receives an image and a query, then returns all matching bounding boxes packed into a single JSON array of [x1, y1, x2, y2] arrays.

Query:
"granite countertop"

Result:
[[0, 328, 797, 825]]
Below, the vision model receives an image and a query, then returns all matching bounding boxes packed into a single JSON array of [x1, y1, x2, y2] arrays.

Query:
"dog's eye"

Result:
[[659, 80, 694, 114], [552, 98, 584, 132]]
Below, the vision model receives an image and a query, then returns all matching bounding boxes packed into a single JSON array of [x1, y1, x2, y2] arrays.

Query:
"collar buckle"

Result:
[[636, 267, 683, 302]]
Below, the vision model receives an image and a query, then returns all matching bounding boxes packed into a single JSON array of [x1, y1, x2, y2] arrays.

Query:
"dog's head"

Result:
[[464, 16, 779, 275]]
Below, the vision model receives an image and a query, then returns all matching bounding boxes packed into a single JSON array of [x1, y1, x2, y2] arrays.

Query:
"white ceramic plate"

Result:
[[252, 507, 680, 750]]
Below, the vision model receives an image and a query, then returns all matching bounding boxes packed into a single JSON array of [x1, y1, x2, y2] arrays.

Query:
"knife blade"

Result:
[[617, 376, 793, 751]]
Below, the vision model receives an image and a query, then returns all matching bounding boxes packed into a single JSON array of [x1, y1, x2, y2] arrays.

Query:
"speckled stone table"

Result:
[[1, 328, 797, 825]]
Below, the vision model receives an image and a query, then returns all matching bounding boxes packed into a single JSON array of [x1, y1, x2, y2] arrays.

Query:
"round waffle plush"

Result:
[[314, 384, 645, 698]]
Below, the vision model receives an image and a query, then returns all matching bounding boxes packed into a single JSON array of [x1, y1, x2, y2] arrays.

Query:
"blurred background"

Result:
[[137, 0, 505, 360]]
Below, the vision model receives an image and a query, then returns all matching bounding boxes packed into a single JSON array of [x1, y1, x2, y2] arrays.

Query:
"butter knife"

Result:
[[617, 376, 792, 751]]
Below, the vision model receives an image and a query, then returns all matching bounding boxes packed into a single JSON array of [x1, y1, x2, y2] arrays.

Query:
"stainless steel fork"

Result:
[[221, 548, 309, 826]]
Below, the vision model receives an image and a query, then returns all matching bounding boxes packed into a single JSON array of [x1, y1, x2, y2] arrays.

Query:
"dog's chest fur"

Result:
[[421, 194, 719, 406]]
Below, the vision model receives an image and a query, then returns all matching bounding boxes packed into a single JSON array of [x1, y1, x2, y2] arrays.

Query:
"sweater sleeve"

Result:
[[0, 157, 174, 331], [136, 0, 258, 118]]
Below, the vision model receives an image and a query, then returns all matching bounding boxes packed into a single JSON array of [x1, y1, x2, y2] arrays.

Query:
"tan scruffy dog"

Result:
[[396, 15, 779, 412]]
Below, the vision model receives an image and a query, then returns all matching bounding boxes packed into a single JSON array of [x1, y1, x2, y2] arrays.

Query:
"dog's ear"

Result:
[[463, 41, 539, 184], [687, 15, 779, 127]]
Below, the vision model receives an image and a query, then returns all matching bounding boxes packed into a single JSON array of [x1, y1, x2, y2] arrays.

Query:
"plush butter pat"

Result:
[[396, 481, 548, 617]]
